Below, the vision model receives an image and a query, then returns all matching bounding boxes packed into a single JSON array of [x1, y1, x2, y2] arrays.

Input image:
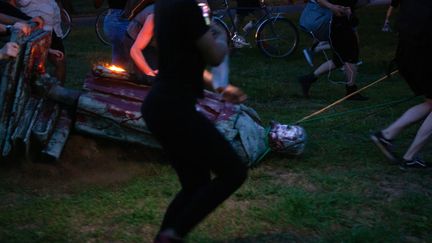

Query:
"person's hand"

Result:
[[48, 48, 64, 60], [146, 69, 158, 77], [0, 42, 19, 59], [13, 22, 31, 36], [329, 4, 351, 17], [31, 16, 45, 29], [221, 84, 247, 104]]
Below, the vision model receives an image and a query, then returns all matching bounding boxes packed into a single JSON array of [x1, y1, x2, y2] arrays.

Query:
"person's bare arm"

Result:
[[130, 14, 157, 76], [0, 13, 43, 30], [0, 13, 23, 25], [317, 0, 351, 16]]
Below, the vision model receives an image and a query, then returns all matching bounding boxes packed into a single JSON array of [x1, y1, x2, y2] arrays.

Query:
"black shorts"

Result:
[[396, 36, 432, 99], [236, 0, 260, 16], [51, 32, 65, 53], [330, 19, 359, 67]]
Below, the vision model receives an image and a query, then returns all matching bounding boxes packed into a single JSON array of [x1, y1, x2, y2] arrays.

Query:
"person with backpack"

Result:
[[297, 0, 368, 101]]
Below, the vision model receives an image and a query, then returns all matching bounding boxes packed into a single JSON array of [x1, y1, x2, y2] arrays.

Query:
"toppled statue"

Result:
[[0, 27, 306, 166], [75, 65, 307, 167]]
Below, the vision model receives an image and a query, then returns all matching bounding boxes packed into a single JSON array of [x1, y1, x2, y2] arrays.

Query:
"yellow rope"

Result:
[[296, 70, 400, 124]]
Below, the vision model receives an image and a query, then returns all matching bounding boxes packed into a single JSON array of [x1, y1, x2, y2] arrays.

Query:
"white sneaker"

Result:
[[382, 22, 392, 32], [232, 34, 250, 48]]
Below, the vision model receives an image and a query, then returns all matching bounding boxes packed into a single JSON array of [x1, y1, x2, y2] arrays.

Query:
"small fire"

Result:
[[106, 64, 126, 73]]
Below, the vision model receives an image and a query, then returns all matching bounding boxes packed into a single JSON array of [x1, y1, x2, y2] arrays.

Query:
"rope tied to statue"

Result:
[[295, 70, 400, 124]]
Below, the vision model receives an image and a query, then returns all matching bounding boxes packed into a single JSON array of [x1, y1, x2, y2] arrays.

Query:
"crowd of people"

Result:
[[1, 0, 431, 242]]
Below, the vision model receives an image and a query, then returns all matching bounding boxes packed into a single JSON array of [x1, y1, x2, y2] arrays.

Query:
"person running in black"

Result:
[[142, 0, 248, 242]]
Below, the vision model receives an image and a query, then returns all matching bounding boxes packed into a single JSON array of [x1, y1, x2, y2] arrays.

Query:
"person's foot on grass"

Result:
[[298, 73, 317, 98], [370, 131, 398, 163], [399, 157, 428, 171]]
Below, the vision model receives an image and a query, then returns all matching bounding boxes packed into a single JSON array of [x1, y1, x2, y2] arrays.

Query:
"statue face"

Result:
[[268, 122, 307, 156]]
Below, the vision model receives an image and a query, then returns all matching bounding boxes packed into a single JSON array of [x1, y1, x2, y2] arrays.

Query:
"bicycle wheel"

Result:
[[256, 17, 299, 58], [60, 9, 71, 39], [213, 17, 231, 46], [95, 9, 112, 46]]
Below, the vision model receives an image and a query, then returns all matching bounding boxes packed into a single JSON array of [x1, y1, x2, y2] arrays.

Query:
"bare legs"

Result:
[[381, 99, 432, 160], [312, 60, 357, 86]]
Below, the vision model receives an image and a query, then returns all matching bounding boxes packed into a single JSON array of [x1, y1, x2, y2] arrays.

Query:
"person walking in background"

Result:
[[371, 0, 432, 170], [382, 0, 400, 32], [94, 0, 129, 66], [142, 0, 248, 242], [297, 0, 368, 101]]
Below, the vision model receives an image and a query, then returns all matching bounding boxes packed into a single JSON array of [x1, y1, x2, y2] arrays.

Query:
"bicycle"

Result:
[[55, 0, 72, 39], [211, 0, 299, 58], [95, 9, 112, 46], [59, 8, 72, 39]]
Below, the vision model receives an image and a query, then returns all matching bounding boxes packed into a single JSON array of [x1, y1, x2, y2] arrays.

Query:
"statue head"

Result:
[[268, 121, 307, 156]]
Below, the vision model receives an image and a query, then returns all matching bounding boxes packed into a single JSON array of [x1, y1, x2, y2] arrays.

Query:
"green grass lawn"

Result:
[[1, 5, 431, 243]]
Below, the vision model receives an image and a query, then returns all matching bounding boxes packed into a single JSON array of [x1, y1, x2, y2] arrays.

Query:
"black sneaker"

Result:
[[298, 74, 317, 98], [399, 157, 428, 170], [370, 132, 398, 163]]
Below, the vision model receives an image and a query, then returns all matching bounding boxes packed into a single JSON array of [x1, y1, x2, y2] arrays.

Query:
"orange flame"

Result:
[[105, 64, 126, 73]]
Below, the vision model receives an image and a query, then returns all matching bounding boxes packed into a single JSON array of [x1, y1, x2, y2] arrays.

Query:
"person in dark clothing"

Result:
[[94, 0, 129, 66], [298, 0, 368, 101], [371, 0, 432, 170], [142, 0, 248, 242]]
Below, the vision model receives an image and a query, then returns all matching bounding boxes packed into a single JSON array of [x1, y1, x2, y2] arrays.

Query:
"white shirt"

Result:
[[18, 0, 63, 37]]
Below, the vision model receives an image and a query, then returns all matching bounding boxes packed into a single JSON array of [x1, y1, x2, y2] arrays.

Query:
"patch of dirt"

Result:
[[0, 134, 166, 192], [376, 178, 432, 201], [262, 166, 318, 192]]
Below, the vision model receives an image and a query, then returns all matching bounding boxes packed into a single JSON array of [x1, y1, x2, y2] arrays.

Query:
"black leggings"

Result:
[[142, 87, 248, 237]]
